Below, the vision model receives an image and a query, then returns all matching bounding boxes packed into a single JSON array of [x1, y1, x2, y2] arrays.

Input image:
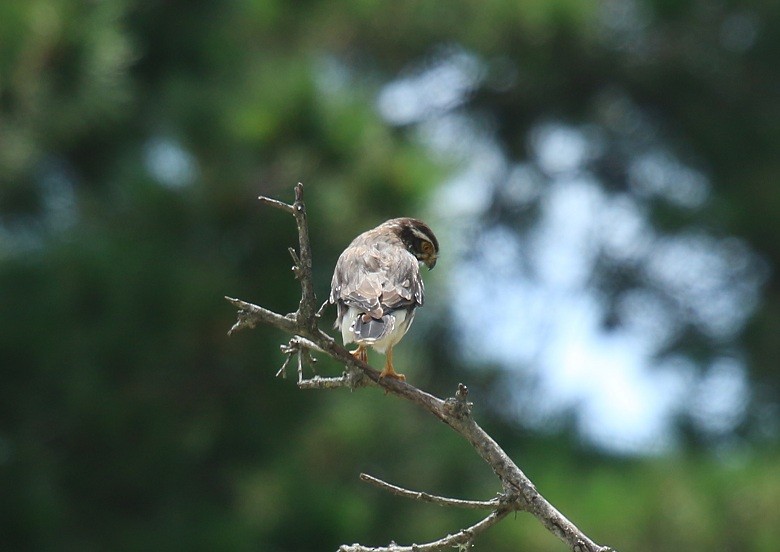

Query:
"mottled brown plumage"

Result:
[[329, 218, 439, 380]]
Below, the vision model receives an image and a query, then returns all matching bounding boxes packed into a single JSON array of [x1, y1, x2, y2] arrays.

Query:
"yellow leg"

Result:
[[379, 346, 405, 381], [350, 344, 368, 364]]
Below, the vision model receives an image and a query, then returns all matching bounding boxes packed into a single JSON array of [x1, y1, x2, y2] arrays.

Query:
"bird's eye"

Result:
[[420, 241, 433, 254]]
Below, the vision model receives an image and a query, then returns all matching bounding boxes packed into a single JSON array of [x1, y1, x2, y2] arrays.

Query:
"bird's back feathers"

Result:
[[330, 233, 424, 324]]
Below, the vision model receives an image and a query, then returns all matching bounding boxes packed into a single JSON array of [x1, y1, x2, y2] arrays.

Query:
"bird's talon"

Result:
[[350, 346, 368, 364], [378, 370, 406, 382]]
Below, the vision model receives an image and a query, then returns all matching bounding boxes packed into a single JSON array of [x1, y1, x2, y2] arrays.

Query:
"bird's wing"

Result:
[[380, 245, 425, 309], [330, 242, 424, 321]]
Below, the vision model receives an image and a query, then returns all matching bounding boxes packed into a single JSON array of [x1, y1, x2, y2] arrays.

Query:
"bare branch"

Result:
[[275, 354, 292, 378], [359, 473, 499, 510], [257, 194, 294, 214], [280, 335, 325, 354], [337, 510, 510, 552], [276, 335, 322, 380], [316, 298, 330, 319], [290, 183, 318, 331], [296, 374, 351, 389], [297, 374, 365, 390], [224, 296, 297, 335], [225, 183, 616, 552]]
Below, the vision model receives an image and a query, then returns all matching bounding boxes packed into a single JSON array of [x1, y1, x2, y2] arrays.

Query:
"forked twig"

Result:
[[338, 510, 510, 552]]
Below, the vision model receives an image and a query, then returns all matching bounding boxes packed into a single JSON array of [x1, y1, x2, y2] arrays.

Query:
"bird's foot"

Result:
[[379, 366, 406, 382], [379, 347, 405, 382], [350, 345, 368, 364]]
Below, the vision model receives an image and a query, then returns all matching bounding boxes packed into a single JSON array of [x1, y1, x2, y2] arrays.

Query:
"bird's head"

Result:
[[388, 217, 440, 269]]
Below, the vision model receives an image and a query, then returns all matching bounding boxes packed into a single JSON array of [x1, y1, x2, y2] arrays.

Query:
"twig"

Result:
[[337, 510, 510, 552], [225, 296, 297, 335], [257, 194, 294, 214], [290, 183, 318, 331], [281, 335, 325, 354], [276, 335, 322, 380], [226, 183, 615, 552], [298, 374, 362, 390], [275, 355, 292, 378], [316, 299, 330, 318], [359, 473, 499, 510]]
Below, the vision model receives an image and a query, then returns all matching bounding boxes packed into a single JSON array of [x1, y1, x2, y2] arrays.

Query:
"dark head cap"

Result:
[[386, 218, 439, 269]]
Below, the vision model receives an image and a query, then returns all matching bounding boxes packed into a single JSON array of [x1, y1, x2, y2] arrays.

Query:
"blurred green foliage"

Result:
[[2, 0, 780, 550]]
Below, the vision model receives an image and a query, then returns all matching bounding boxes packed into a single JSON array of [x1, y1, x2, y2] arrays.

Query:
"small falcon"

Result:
[[329, 218, 439, 381]]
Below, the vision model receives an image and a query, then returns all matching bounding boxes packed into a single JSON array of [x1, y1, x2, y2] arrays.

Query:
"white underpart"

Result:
[[341, 306, 415, 354]]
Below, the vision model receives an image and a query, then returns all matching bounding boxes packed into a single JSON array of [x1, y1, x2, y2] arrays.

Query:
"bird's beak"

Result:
[[426, 256, 437, 270]]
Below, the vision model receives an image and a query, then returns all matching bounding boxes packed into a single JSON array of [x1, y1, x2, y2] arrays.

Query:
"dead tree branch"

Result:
[[338, 510, 510, 552], [226, 183, 615, 552], [359, 473, 500, 510]]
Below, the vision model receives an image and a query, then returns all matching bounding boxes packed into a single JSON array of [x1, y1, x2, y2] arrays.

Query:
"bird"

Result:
[[329, 218, 439, 381]]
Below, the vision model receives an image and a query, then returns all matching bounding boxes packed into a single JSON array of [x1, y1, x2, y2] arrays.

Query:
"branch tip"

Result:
[[316, 299, 329, 318], [359, 473, 500, 510], [456, 383, 469, 400], [257, 194, 294, 214], [443, 383, 473, 419]]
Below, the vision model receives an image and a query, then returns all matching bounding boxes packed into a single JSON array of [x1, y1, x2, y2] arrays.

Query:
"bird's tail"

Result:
[[352, 312, 394, 342]]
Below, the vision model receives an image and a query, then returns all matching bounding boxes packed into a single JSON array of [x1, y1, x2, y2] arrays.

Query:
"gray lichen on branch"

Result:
[[226, 183, 616, 552]]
